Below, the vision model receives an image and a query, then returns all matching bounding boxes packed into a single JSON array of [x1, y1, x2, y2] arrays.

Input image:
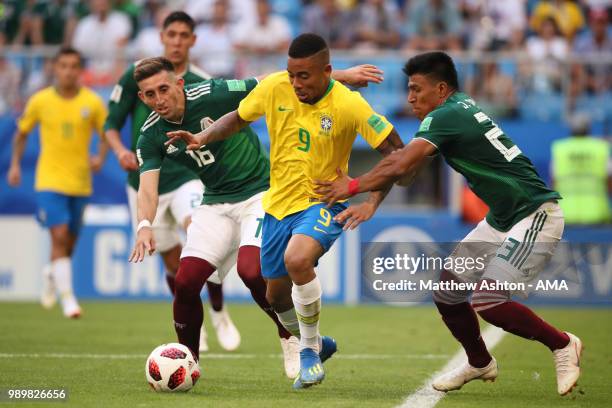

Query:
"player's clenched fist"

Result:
[[6, 164, 21, 187]]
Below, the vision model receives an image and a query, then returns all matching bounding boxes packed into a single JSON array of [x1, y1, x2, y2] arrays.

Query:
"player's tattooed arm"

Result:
[[129, 170, 160, 262], [375, 128, 404, 155], [166, 110, 251, 149]]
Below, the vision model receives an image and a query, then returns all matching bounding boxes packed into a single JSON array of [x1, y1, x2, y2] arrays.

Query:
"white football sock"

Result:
[[292, 277, 322, 353], [52, 257, 74, 298]]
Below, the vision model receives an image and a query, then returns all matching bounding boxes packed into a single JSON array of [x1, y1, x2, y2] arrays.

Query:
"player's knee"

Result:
[[237, 246, 261, 286], [433, 289, 469, 307], [283, 251, 315, 276], [50, 226, 72, 253], [432, 270, 470, 306], [174, 257, 212, 302], [472, 279, 510, 315]]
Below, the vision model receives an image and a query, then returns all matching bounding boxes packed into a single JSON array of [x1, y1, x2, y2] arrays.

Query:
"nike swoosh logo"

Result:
[[278, 106, 292, 112]]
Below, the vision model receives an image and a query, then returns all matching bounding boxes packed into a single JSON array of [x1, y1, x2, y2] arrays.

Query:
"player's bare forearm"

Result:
[[10, 130, 28, 166], [331, 65, 384, 88], [204, 110, 249, 144], [137, 171, 160, 224], [364, 128, 404, 206], [104, 129, 127, 156], [166, 110, 251, 149], [376, 128, 404, 156], [105, 129, 138, 170], [97, 134, 109, 161], [7, 130, 28, 186], [357, 140, 433, 193]]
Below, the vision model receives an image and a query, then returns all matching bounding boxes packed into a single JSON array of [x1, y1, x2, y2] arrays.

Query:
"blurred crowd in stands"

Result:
[[0, 0, 611, 120]]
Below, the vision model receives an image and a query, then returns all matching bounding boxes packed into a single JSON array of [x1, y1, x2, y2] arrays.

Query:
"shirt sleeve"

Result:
[[104, 66, 138, 131], [92, 94, 108, 136], [215, 78, 259, 112], [136, 133, 163, 174], [17, 93, 40, 134], [237, 75, 272, 122], [413, 109, 458, 150], [349, 91, 393, 149]]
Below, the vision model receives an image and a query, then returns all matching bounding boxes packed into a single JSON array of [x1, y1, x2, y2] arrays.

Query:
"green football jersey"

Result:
[[415, 92, 561, 231], [103, 62, 210, 194], [137, 78, 270, 204]]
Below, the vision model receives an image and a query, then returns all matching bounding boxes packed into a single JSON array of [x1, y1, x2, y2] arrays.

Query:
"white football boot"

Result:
[[199, 323, 209, 353], [210, 307, 241, 351], [280, 336, 300, 378], [553, 332, 582, 396], [60, 294, 82, 319], [432, 357, 498, 392], [40, 265, 57, 309]]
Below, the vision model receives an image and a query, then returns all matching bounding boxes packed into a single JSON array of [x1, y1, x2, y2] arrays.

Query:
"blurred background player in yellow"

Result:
[[6, 47, 108, 318]]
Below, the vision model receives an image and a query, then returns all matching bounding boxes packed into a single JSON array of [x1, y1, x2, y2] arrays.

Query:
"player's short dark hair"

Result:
[[133, 57, 175, 83], [288, 33, 329, 59], [54, 46, 82, 66], [403, 51, 459, 90], [163, 11, 195, 32]]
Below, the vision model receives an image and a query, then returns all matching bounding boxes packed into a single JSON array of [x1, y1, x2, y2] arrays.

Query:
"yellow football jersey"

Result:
[[238, 71, 393, 219], [17, 86, 106, 196]]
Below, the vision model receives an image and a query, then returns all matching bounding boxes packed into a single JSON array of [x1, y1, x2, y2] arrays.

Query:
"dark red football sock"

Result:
[[165, 274, 176, 295], [173, 256, 216, 360], [477, 301, 570, 351], [435, 301, 492, 368], [206, 281, 224, 312], [237, 246, 291, 339]]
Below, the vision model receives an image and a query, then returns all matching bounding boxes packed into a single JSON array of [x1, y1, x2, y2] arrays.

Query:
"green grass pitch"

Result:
[[0, 303, 609, 407]]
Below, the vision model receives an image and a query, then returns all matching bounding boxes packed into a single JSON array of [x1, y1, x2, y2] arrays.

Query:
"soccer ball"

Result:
[[145, 343, 200, 392]]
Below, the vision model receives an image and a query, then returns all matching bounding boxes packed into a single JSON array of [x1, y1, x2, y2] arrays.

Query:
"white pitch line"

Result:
[[0, 352, 450, 361], [397, 325, 506, 408]]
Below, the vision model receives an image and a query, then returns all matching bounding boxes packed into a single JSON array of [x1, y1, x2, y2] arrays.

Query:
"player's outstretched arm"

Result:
[[331, 64, 384, 88], [90, 135, 110, 173], [129, 170, 160, 263], [165, 110, 251, 150], [334, 129, 405, 230], [6, 130, 29, 187], [104, 129, 138, 171], [316, 138, 435, 205]]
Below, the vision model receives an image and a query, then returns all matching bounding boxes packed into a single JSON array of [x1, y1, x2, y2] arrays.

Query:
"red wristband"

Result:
[[348, 178, 360, 196]]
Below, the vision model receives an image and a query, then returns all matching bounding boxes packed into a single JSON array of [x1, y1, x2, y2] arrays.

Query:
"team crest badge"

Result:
[[319, 113, 333, 135]]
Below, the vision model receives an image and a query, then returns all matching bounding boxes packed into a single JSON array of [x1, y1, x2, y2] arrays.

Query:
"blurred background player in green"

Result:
[[552, 114, 611, 224], [7, 47, 107, 318], [103, 11, 240, 353]]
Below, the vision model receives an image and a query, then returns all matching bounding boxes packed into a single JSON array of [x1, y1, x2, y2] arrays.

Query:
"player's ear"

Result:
[[324, 63, 332, 77], [437, 81, 448, 97], [177, 77, 185, 89], [137, 90, 145, 103]]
